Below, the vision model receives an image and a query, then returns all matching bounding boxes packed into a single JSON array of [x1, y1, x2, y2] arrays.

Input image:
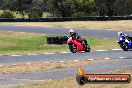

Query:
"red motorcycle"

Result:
[[67, 37, 91, 53]]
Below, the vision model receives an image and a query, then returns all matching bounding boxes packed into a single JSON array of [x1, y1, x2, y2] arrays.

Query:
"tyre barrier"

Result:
[[47, 36, 68, 45]]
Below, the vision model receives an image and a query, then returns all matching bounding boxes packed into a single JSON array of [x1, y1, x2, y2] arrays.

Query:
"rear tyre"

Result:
[[69, 44, 77, 53]]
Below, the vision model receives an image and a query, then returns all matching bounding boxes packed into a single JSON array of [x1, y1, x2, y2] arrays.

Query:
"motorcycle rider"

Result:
[[69, 29, 87, 48], [118, 31, 127, 37], [118, 31, 130, 43]]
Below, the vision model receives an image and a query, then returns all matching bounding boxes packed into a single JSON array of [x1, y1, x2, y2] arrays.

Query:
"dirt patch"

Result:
[[0, 59, 113, 74], [16, 70, 132, 88], [1, 20, 132, 30]]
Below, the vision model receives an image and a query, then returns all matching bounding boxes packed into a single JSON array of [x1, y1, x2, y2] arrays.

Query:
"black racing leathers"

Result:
[[70, 32, 82, 43], [70, 32, 88, 48]]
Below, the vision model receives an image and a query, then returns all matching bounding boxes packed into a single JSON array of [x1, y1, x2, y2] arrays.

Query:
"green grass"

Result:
[[0, 10, 28, 18], [0, 31, 68, 55], [0, 10, 51, 18], [0, 30, 119, 55], [87, 37, 119, 50]]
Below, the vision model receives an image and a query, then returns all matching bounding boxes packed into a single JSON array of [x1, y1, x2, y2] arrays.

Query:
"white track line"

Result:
[[65, 27, 73, 28], [60, 61, 64, 63], [26, 63, 31, 65], [119, 57, 126, 59], [28, 54, 32, 55], [1, 48, 124, 57], [31, 54, 38, 55], [44, 53, 55, 54], [88, 59, 94, 61], [105, 58, 111, 60], [74, 60, 79, 62], [60, 52, 70, 54], [12, 64, 16, 66], [112, 49, 122, 51], [11, 55, 21, 56], [96, 50, 108, 52]]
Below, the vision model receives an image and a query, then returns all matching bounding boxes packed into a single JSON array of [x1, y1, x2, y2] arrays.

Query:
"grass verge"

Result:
[[0, 30, 67, 55], [16, 70, 132, 88], [0, 30, 119, 55], [0, 59, 113, 74], [1, 20, 132, 30]]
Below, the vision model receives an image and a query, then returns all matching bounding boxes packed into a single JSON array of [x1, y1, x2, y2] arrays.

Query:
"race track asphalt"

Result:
[[1, 25, 132, 65], [0, 25, 132, 87], [0, 25, 132, 38], [0, 50, 132, 65], [0, 58, 132, 87]]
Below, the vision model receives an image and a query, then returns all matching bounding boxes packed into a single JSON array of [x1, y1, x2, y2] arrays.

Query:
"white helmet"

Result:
[[118, 31, 123, 35], [69, 29, 74, 33]]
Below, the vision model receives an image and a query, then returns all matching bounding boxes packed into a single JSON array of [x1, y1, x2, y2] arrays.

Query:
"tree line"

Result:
[[0, 0, 132, 18]]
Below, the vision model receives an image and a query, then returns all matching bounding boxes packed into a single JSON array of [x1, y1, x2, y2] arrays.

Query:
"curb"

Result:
[[0, 56, 129, 67], [0, 48, 122, 57]]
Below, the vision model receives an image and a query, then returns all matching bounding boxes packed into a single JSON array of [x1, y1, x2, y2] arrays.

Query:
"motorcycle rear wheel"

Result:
[[85, 44, 91, 52]]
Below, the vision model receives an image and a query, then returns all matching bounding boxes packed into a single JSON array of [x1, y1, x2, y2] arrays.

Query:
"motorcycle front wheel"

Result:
[[69, 44, 77, 53], [119, 42, 128, 51]]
